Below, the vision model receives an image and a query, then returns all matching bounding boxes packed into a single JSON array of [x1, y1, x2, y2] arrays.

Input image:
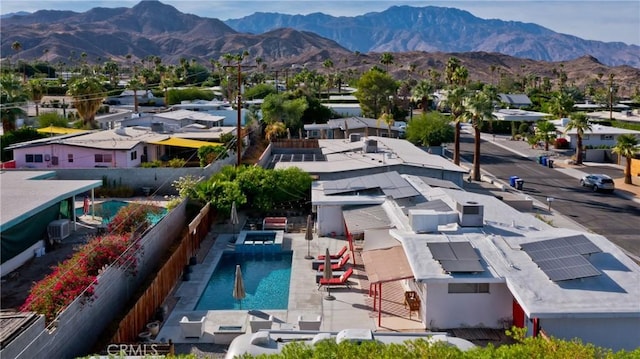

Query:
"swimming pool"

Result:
[[195, 251, 293, 310], [77, 200, 167, 225]]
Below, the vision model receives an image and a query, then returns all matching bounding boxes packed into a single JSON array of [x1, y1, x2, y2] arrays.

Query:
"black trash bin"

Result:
[[547, 159, 554, 168], [515, 179, 524, 190]]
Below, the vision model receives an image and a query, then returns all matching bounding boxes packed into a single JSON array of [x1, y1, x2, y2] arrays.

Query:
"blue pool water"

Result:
[[195, 251, 293, 310], [77, 200, 167, 225]]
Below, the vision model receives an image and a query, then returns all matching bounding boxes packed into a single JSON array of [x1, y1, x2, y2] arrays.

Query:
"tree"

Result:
[[444, 57, 462, 86], [612, 134, 639, 184], [412, 79, 434, 111], [11, 41, 23, 80], [355, 69, 398, 119], [377, 112, 394, 137], [565, 112, 591, 165], [462, 90, 496, 181], [38, 112, 69, 128], [405, 112, 454, 147], [442, 86, 468, 165], [27, 78, 46, 117], [548, 91, 575, 119], [0, 73, 28, 132], [127, 77, 143, 113], [67, 76, 106, 129], [535, 120, 557, 151], [380, 52, 394, 73]]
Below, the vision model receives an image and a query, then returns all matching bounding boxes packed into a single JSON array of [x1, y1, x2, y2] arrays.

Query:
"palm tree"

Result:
[[377, 111, 395, 137], [535, 120, 557, 151], [565, 112, 591, 165], [442, 86, 467, 165], [265, 121, 286, 141], [27, 78, 46, 117], [412, 79, 434, 112], [67, 76, 106, 129], [612, 134, 639, 184], [1, 73, 28, 132], [444, 57, 462, 86], [462, 90, 496, 181], [380, 52, 394, 73], [549, 92, 575, 119], [127, 77, 143, 113], [11, 41, 24, 81]]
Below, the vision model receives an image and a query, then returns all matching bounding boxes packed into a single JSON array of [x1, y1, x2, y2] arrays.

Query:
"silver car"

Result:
[[580, 174, 615, 193]]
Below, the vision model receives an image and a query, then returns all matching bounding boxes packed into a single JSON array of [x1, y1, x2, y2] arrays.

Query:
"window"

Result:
[[25, 154, 44, 163], [51, 156, 59, 165], [68, 154, 74, 163], [601, 134, 613, 140], [448, 283, 489, 294], [95, 154, 113, 163], [130, 150, 137, 161]]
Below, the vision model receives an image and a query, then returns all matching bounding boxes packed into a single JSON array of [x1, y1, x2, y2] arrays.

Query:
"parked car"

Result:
[[580, 174, 615, 193]]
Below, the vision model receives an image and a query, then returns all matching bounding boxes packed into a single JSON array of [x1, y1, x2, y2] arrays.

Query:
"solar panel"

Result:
[[450, 242, 480, 260], [427, 242, 456, 260], [521, 237, 602, 282], [440, 260, 485, 273], [428, 242, 484, 273], [536, 256, 601, 282]]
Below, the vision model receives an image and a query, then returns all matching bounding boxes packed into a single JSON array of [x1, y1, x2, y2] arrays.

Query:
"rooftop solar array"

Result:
[[427, 242, 484, 273], [270, 153, 327, 163], [324, 171, 419, 199], [521, 235, 602, 282]]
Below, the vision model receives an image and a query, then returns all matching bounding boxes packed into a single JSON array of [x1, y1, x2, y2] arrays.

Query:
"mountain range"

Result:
[[1, 0, 639, 95]]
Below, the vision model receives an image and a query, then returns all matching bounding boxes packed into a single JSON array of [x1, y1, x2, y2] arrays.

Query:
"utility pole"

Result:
[[225, 62, 256, 167], [609, 74, 615, 122]]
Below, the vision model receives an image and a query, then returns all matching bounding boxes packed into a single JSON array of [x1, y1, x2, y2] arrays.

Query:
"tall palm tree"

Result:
[[377, 111, 395, 137], [462, 90, 496, 181], [442, 86, 467, 165], [1, 73, 28, 132], [412, 79, 434, 112], [127, 77, 143, 113], [444, 57, 462, 86], [67, 76, 106, 129], [612, 134, 639, 184], [380, 52, 394, 73], [565, 112, 591, 165], [27, 78, 46, 117]]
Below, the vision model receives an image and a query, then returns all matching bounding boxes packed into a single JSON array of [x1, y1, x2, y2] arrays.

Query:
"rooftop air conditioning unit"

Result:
[[457, 201, 484, 227], [48, 219, 70, 242], [349, 133, 361, 142], [363, 139, 378, 153]]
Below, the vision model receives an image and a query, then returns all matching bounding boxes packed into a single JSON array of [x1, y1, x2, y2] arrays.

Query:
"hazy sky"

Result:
[[2, 1, 639, 45]]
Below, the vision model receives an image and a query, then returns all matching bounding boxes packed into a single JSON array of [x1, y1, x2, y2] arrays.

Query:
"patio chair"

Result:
[[179, 316, 206, 338], [317, 253, 350, 272], [249, 315, 274, 333], [318, 267, 354, 289], [298, 315, 322, 331], [317, 245, 347, 260]]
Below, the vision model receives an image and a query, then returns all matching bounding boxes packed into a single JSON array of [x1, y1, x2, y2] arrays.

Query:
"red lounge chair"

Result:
[[317, 245, 347, 260], [317, 253, 350, 272], [318, 267, 354, 289]]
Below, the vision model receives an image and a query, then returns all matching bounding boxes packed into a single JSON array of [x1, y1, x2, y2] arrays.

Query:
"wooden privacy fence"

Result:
[[111, 203, 215, 343]]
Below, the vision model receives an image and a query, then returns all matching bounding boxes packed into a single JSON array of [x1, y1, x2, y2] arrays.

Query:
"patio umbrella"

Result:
[[304, 215, 314, 259], [323, 248, 335, 301], [230, 201, 239, 239], [233, 264, 246, 309]]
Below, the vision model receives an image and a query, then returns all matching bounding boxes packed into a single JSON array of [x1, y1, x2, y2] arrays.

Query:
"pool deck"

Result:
[[155, 217, 425, 346]]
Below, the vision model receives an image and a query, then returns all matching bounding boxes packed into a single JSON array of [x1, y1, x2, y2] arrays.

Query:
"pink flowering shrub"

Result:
[[107, 203, 162, 235]]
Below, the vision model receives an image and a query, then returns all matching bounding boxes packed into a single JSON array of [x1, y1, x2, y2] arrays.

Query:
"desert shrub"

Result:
[[167, 158, 186, 168]]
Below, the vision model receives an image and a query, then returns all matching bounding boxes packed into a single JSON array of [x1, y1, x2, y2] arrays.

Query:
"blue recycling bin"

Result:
[[541, 156, 547, 166], [537, 155, 543, 164], [509, 176, 519, 187]]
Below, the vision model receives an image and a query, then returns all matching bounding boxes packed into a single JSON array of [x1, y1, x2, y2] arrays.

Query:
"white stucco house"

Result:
[[311, 172, 640, 351], [561, 124, 640, 149]]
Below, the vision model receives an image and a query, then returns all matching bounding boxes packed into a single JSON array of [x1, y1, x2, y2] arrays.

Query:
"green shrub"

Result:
[[167, 158, 186, 168]]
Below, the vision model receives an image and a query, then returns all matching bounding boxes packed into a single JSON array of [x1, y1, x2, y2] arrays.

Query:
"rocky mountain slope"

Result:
[[225, 5, 640, 68]]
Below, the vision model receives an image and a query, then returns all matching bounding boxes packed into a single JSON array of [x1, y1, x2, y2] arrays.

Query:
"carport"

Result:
[[360, 229, 415, 327]]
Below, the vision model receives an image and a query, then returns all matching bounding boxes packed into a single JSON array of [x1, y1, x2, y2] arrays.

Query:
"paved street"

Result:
[[456, 130, 640, 260]]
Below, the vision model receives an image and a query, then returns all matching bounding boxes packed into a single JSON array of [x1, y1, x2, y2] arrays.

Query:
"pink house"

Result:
[[9, 127, 169, 169]]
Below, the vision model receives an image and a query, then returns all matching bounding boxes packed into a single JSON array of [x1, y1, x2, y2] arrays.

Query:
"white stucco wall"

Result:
[[316, 205, 345, 236], [12, 143, 145, 169], [424, 282, 513, 330], [541, 317, 640, 351]]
